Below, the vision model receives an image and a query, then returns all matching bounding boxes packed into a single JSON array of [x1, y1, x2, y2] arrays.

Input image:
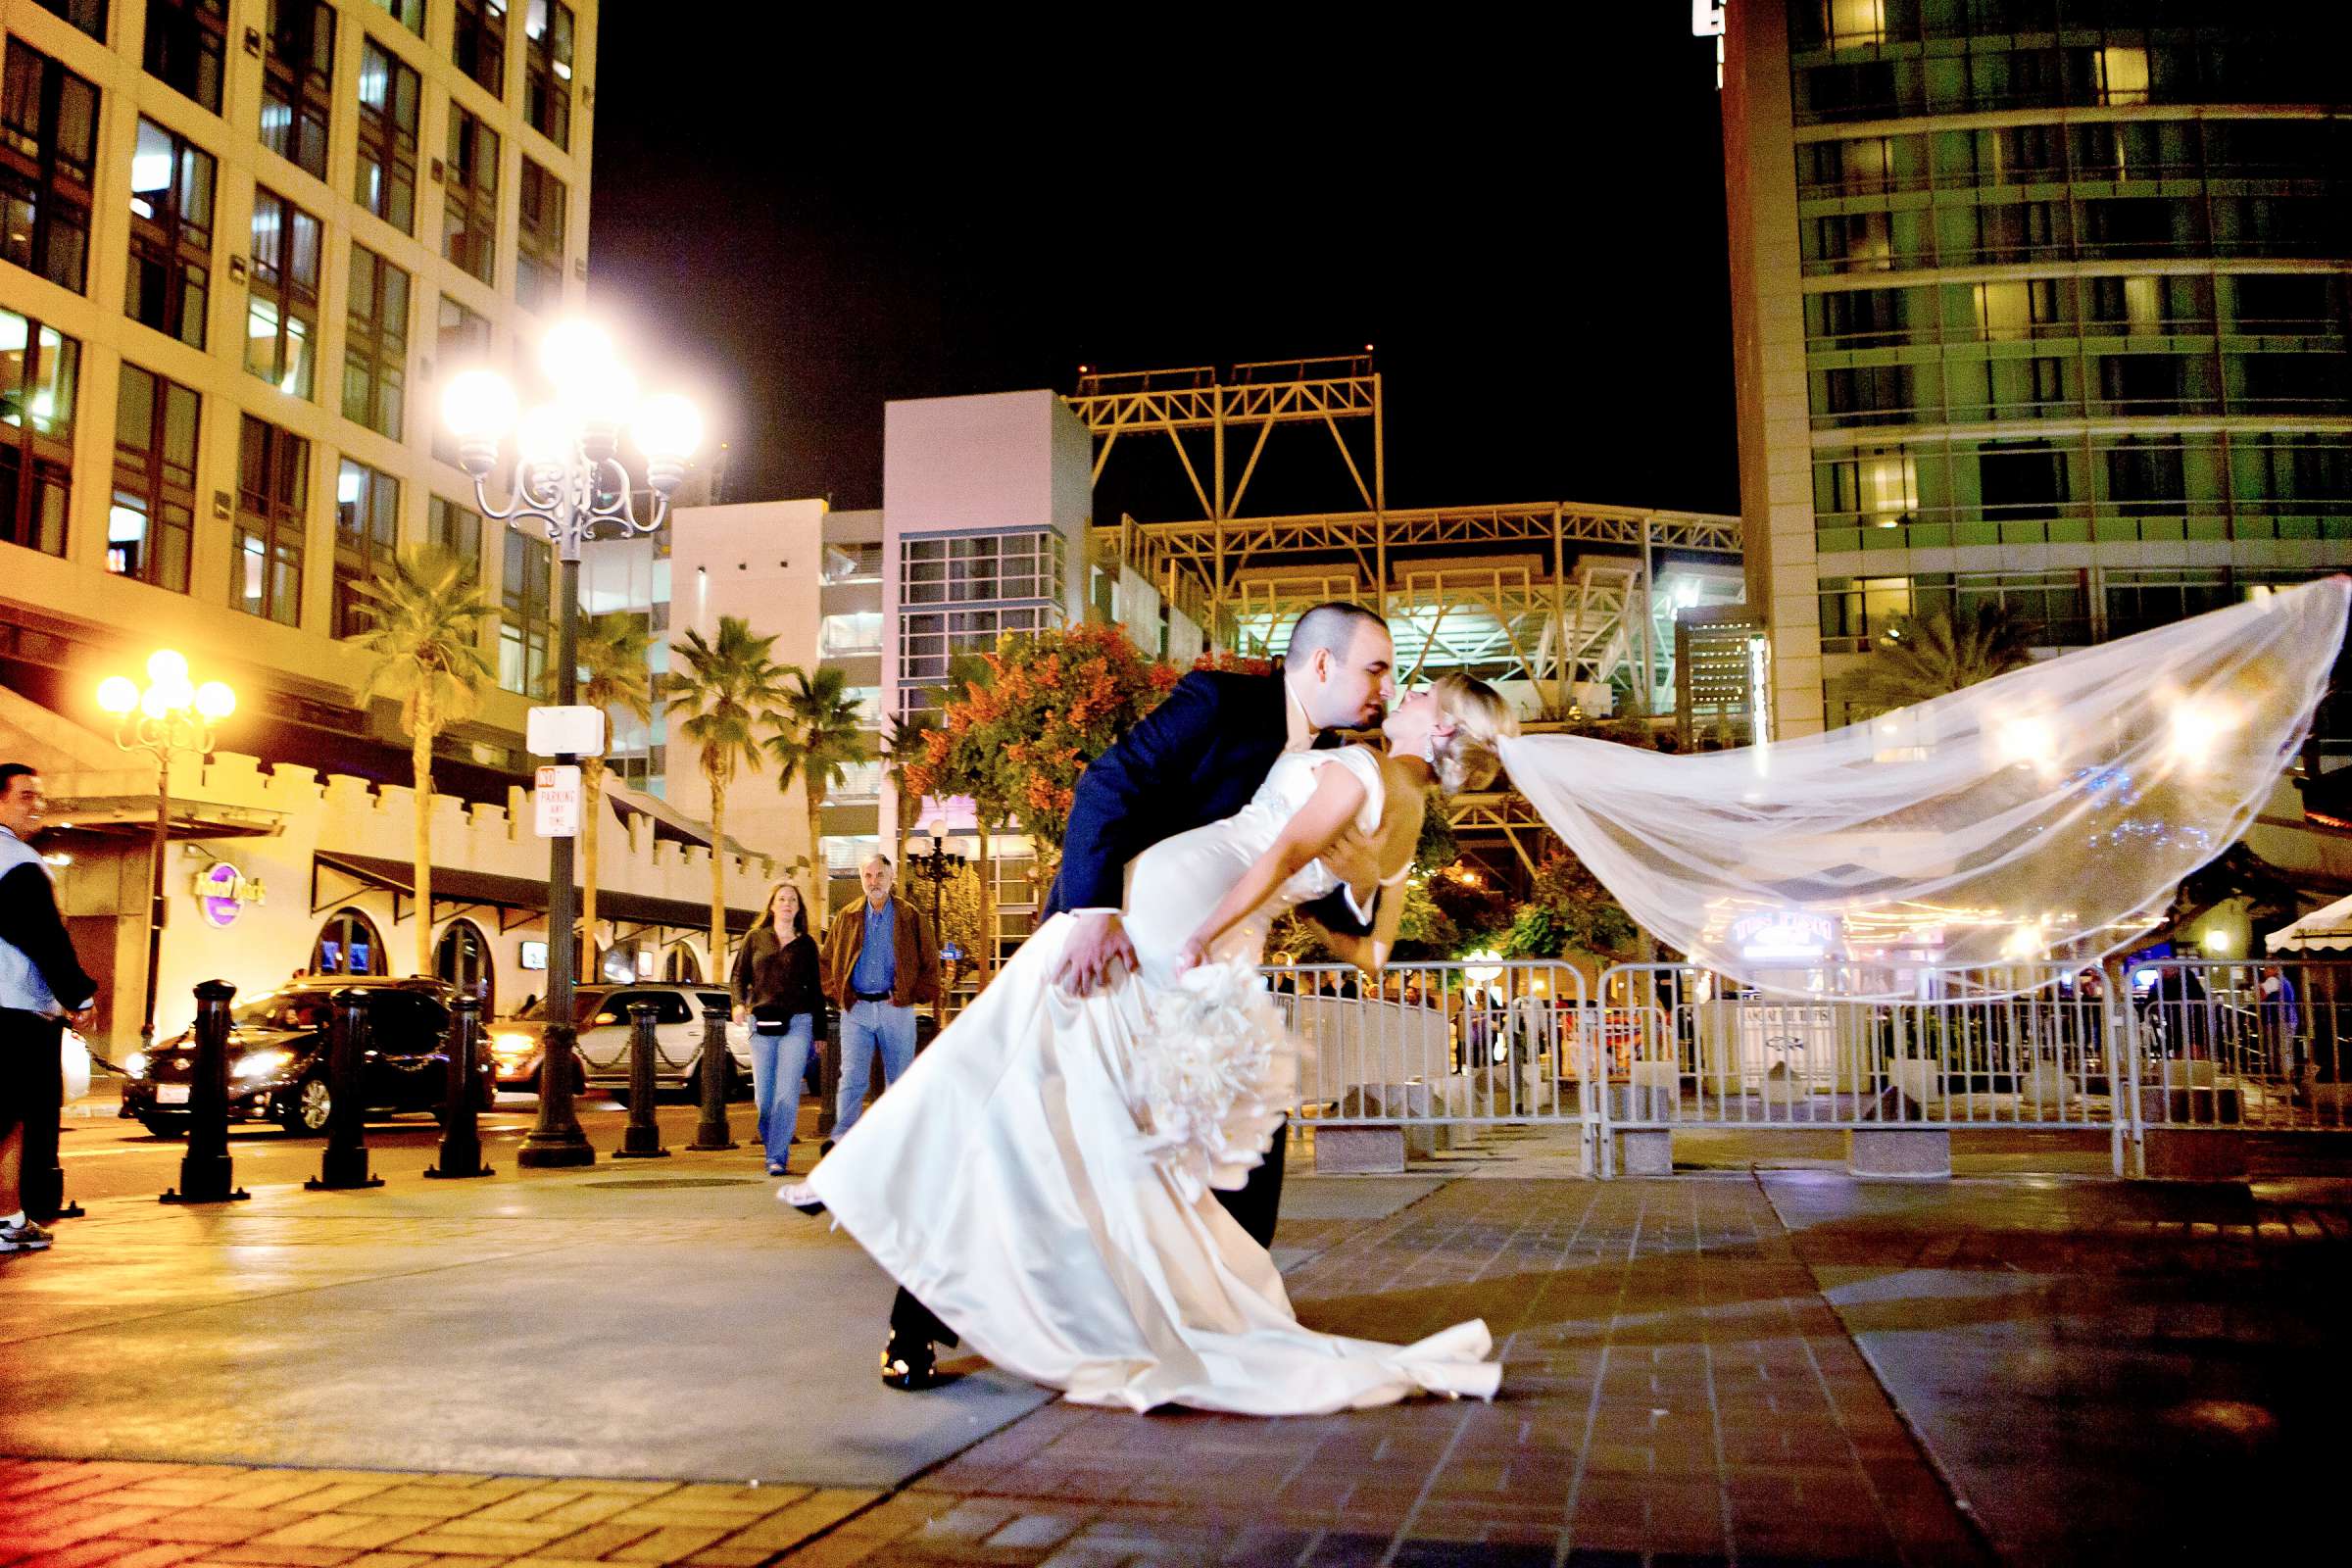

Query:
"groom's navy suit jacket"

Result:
[[1042, 670, 1374, 937]]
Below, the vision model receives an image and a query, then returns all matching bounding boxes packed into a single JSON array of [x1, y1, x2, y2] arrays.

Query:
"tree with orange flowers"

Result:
[[902, 625, 1179, 973]]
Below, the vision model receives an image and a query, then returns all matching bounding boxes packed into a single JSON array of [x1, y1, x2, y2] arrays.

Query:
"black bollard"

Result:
[[614, 1000, 669, 1158], [306, 990, 383, 1191], [687, 1003, 737, 1151], [162, 980, 249, 1204], [21, 1017, 80, 1221], [815, 1017, 839, 1142], [424, 995, 495, 1179]]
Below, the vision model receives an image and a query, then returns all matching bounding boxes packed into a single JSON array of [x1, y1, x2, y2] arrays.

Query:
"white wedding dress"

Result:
[[806, 745, 1500, 1414]]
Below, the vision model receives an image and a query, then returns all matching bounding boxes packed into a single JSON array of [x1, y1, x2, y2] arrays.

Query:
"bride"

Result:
[[798, 674, 1518, 1415]]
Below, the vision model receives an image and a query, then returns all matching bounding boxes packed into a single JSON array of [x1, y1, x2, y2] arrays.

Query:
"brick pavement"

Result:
[[1, 1178, 1998, 1567]]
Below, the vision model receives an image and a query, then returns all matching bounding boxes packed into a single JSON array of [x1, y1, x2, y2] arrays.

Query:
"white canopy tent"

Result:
[[2267, 893, 2352, 954]]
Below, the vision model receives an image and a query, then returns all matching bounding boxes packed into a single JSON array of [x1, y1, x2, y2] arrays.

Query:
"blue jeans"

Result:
[[749, 1015, 815, 1171], [835, 1000, 918, 1139]]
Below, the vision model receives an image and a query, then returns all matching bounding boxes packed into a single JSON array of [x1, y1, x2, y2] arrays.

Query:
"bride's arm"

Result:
[[1318, 766, 1425, 974], [1177, 767, 1369, 970]]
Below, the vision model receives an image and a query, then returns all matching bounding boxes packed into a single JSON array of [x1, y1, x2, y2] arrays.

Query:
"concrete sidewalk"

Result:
[[3, 1131, 2347, 1565]]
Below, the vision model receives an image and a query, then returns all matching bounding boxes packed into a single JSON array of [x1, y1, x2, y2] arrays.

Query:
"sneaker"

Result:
[[779, 1180, 824, 1216], [0, 1219, 53, 1253]]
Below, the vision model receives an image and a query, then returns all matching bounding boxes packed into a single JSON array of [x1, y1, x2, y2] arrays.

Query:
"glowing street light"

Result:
[[443, 320, 702, 1169], [95, 652, 235, 1049]]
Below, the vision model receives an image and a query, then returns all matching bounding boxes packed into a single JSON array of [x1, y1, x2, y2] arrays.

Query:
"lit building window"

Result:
[[0, 38, 99, 295], [110, 363, 199, 591], [821, 611, 884, 655], [515, 157, 566, 313], [260, 1, 334, 179], [0, 308, 78, 560], [2097, 46, 2149, 107], [126, 118, 215, 349], [246, 187, 320, 399], [434, 294, 492, 466], [344, 245, 411, 439], [234, 415, 308, 625], [430, 495, 483, 574], [368, 0, 426, 34], [501, 527, 553, 695], [901, 530, 1064, 605], [1825, 0, 1885, 48], [453, 0, 509, 97], [355, 39, 419, 234], [821, 834, 882, 875], [333, 459, 400, 638], [524, 1, 574, 150], [443, 106, 500, 285]]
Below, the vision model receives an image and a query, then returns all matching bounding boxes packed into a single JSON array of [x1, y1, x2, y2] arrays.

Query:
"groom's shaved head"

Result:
[[1285, 602, 1387, 672]]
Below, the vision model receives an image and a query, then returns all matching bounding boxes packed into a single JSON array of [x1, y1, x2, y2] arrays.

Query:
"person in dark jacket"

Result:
[[732, 881, 826, 1176], [0, 763, 96, 1255]]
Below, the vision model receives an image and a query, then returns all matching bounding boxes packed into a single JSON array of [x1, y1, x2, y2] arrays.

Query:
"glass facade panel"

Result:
[[344, 246, 410, 438], [356, 39, 419, 233], [260, 0, 333, 179], [246, 188, 320, 398], [500, 525, 552, 695], [143, 0, 226, 114], [443, 106, 499, 284], [234, 415, 307, 624], [111, 363, 198, 591], [0, 309, 77, 559], [333, 459, 399, 637], [125, 118, 213, 348], [0, 38, 98, 294]]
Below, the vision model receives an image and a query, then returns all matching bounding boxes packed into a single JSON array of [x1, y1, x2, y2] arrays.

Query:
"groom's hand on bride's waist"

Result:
[[1318, 827, 1381, 909], [1056, 910, 1137, 998]]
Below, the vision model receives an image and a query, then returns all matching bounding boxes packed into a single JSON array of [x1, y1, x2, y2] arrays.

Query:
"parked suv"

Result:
[[490, 983, 747, 1101], [120, 976, 481, 1138]]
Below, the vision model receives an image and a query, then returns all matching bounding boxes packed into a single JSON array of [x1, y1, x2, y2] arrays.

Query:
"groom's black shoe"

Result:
[[880, 1333, 945, 1392]]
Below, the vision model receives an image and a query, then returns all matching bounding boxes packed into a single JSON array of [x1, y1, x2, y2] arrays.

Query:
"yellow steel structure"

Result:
[[1072, 358, 1743, 867]]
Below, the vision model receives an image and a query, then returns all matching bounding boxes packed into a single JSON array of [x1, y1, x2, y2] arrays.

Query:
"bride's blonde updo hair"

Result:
[[1425, 673, 1518, 795]]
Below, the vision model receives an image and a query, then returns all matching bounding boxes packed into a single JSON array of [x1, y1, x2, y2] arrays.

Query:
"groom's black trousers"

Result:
[[888, 1119, 1290, 1348]]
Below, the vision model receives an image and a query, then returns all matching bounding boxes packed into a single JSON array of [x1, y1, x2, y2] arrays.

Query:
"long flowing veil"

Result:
[[1496, 577, 2349, 1000]]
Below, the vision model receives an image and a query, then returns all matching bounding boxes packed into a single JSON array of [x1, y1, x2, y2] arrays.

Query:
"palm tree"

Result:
[[1854, 601, 2040, 712], [765, 666, 870, 939], [661, 616, 790, 977], [576, 612, 654, 977], [879, 709, 940, 866], [351, 544, 496, 974]]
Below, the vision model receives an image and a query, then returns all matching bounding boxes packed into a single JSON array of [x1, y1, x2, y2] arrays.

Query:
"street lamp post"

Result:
[[94, 653, 235, 1051], [906, 831, 965, 1030], [442, 321, 702, 1169]]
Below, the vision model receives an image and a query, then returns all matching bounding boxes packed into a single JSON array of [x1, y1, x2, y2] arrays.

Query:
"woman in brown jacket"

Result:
[[731, 882, 826, 1176]]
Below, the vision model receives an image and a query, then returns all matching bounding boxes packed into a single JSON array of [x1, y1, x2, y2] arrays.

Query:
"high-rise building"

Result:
[[1722, 0, 2349, 739], [0, 0, 596, 785]]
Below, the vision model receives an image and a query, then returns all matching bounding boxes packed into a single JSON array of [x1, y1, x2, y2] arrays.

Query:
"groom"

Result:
[[877, 601, 1396, 1389]]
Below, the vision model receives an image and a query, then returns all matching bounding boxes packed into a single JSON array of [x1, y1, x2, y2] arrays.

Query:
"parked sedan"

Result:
[[489, 983, 747, 1101], [120, 977, 481, 1137]]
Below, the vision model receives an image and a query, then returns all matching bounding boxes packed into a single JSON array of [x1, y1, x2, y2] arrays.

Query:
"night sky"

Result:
[[586, 14, 1738, 523]]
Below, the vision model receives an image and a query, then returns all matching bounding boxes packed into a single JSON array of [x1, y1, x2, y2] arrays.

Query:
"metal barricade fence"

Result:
[[1263, 959, 1596, 1162], [2127, 956, 2350, 1137], [1249, 955, 2352, 1178]]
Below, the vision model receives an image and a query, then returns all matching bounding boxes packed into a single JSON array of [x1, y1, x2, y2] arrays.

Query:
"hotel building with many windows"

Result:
[[0, 2, 710, 1040], [0, 0, 594, 784], [1721, 0, 2350, 737]]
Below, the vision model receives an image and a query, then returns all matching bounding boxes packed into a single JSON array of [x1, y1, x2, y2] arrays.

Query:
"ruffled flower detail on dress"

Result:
[[1128, 959, 1301, 1200]]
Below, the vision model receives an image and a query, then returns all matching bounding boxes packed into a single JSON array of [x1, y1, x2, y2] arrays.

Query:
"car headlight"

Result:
[[231, 1049, 294, 1082], [493, 1032, 535, 1061], [122, 1051, 149, 1080]]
